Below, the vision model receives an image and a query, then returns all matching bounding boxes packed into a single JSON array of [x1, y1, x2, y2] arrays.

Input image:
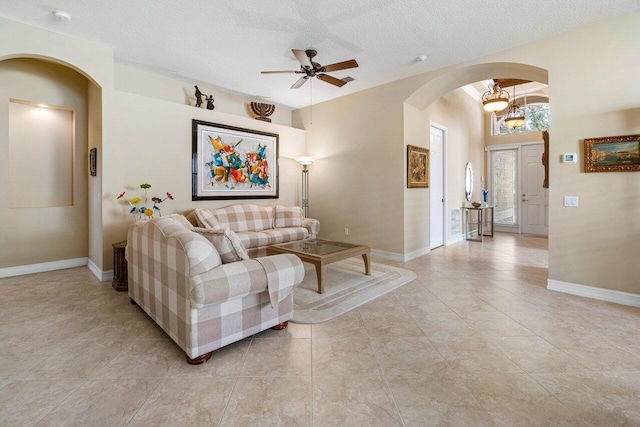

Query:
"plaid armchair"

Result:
[[126, 216, 304, 364]]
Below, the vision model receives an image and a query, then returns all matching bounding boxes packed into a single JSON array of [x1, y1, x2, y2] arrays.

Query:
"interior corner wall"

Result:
[[403, 103, 429, 255], [292, 83, 405, 255], [88, 82, 103, 270]]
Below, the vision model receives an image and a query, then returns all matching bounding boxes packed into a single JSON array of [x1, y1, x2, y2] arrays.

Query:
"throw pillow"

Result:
[[165, 213, 194, 229], [193, 227, 249, 263], [274, 206, 303, 228], [193, 208, 223, 230]]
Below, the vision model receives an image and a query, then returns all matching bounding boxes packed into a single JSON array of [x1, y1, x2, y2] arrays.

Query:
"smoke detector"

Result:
[[52, 10, 72, 22]]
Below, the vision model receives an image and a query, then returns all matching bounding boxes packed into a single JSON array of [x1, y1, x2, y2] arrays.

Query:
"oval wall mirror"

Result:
[[465, 162, 473, 201]]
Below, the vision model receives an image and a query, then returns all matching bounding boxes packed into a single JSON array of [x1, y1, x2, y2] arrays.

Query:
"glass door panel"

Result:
[[491, 149, 518, 226]]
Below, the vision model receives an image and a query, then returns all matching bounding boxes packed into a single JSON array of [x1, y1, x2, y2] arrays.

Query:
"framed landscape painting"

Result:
[[407, 145, 429, 188], [584, 134, 640, 173], [192, 120, 279, 200]]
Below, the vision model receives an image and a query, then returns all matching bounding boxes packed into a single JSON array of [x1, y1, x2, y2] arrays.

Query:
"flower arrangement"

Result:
[[117, 183, 173, 221]]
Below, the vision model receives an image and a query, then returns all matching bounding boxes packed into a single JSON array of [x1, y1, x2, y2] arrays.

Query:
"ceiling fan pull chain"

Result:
[[310, 77, 313, 125]]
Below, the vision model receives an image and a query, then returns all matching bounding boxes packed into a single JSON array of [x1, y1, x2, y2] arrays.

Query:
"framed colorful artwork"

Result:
[[407, 144, 429, 188], [584, 134, 640, 172], [192, 120, 279, 200]]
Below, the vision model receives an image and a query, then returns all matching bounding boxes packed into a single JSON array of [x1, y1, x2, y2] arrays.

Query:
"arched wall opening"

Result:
[[0, 55, 103, 276], [403, 62, 549, 256]]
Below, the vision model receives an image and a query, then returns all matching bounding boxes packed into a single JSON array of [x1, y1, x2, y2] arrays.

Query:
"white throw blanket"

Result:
[[255, 255, 305, 307]]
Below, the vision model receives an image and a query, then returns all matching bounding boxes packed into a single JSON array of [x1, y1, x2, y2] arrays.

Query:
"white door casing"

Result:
[[430, 125, 445, 248]]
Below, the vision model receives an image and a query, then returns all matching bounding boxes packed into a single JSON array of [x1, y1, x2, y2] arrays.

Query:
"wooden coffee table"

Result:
[[266, 239, 371, 294]]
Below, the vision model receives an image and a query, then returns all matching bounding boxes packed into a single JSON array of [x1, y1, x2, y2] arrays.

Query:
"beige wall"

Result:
[[114, 64, 293, 127], [292, 83, 405, 254], [103, 91, 305, 269], [0, 58, 88, 268]]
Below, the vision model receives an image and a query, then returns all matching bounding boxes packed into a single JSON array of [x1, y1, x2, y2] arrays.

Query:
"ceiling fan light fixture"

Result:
[[482, 83, 509, 112]]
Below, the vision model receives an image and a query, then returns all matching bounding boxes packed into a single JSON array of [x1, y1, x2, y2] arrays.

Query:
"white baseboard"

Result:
[[371, 247, 430, 263], [87, 258, 113, 282], [0, 257, 88, 279], [446, 235, 464, 245], [547, 279, 640, 308], [370, 249, 405, 262]]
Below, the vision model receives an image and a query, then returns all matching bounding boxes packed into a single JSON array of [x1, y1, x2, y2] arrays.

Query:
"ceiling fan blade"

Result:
[[321, 59, 359, 72], [292, 49, 313, 68], [290, 76, 309, 89], [261, 70, 298, 74], [317, 74, 347, 87]]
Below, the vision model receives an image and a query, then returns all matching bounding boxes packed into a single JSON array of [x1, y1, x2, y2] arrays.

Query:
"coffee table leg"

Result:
[[362, 251, 371, 276], [315, 263, 325, 294]]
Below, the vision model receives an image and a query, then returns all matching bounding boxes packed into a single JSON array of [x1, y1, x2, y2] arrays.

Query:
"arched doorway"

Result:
[[403, 62, 549, 250], [0, 56, 103, 277]]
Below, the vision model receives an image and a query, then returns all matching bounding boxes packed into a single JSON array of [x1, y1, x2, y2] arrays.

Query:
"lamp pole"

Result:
[[296, 157, 315, 218]]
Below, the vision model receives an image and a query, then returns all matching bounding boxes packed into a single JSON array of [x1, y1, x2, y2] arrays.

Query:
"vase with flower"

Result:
[[117, 183, 173, 221]]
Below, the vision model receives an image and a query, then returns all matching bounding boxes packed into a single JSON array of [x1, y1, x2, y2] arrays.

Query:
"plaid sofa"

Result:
[[188, 204, 320, 258], [126, 215, 305, 362]]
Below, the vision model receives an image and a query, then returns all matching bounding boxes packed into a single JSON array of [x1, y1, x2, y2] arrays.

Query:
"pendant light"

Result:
[[504, 84, 525, 128], [482, 83, 509, 112]]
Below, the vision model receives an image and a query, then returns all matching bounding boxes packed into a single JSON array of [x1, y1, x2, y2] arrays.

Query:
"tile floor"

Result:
[[2, 233, 640, 426]]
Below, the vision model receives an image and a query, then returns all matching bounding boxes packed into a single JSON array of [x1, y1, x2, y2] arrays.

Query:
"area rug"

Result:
[[291, 259, 416, 324]]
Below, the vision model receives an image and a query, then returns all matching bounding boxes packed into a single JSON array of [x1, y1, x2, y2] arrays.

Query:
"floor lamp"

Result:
[[296, 157, 314, 218]]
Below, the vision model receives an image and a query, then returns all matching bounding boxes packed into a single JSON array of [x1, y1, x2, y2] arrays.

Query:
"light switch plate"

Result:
[[564, 196, 579, 207]]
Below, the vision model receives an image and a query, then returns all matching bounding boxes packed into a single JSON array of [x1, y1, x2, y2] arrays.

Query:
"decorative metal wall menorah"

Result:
[[250, 102, 276, 122]]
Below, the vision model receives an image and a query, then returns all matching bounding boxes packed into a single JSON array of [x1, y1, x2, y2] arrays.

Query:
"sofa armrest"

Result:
[[190, 259, 268, 307], [190, 254, 304, 308], [302, 217, 320, 238]]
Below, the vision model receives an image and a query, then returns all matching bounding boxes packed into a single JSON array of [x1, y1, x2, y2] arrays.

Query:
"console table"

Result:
[[462, 206, 494, 242]]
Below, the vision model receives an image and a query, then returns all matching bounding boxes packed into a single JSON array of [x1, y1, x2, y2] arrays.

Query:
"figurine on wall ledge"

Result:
[[194, 85, 204, 107], [194, 85, 215, 110], [250, 102, 275, 122], [206, 95, 215, 110]]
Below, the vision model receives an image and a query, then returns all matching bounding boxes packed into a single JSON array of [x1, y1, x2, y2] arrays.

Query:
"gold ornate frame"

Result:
[[407, 145, 429, 188], [584, 134, 640, 173]]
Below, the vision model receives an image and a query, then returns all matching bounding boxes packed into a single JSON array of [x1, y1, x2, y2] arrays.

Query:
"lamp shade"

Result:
[[482, 84, 509, 112], [296, 156, 315, 166]]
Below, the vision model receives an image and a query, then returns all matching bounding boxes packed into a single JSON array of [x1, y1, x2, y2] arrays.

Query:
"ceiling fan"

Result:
[[261, 49, 358, 89]]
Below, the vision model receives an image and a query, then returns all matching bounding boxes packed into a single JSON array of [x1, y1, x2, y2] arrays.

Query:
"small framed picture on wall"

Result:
[[407, 145, 429, 188]]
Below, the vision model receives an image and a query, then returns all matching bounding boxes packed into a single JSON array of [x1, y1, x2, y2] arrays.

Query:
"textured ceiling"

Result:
[[1, 0, 638, 109]]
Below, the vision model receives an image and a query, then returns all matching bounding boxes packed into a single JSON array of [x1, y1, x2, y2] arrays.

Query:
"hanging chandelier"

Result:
[[504, 84, 525, 128], [482, 83, 509, 112]]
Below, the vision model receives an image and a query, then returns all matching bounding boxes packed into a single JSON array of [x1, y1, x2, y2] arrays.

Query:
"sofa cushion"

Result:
[[193, 227, 249, 263], [237, 231, 272, 250], [193, 208, 224, 230], [263, 227, 309, 245], [274, 205, 303, 228], [213, 204, 273, 232]]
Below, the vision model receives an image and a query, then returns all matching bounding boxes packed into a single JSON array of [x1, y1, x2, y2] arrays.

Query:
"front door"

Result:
[[521, 143, 548, 235], [430, 125, 445, 248]]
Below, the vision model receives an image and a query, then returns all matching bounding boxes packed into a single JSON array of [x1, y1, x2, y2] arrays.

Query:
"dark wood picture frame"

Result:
[[584, 134, 640, 173], [192, 120, 279, 200], [407, 145, 429, 188]]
